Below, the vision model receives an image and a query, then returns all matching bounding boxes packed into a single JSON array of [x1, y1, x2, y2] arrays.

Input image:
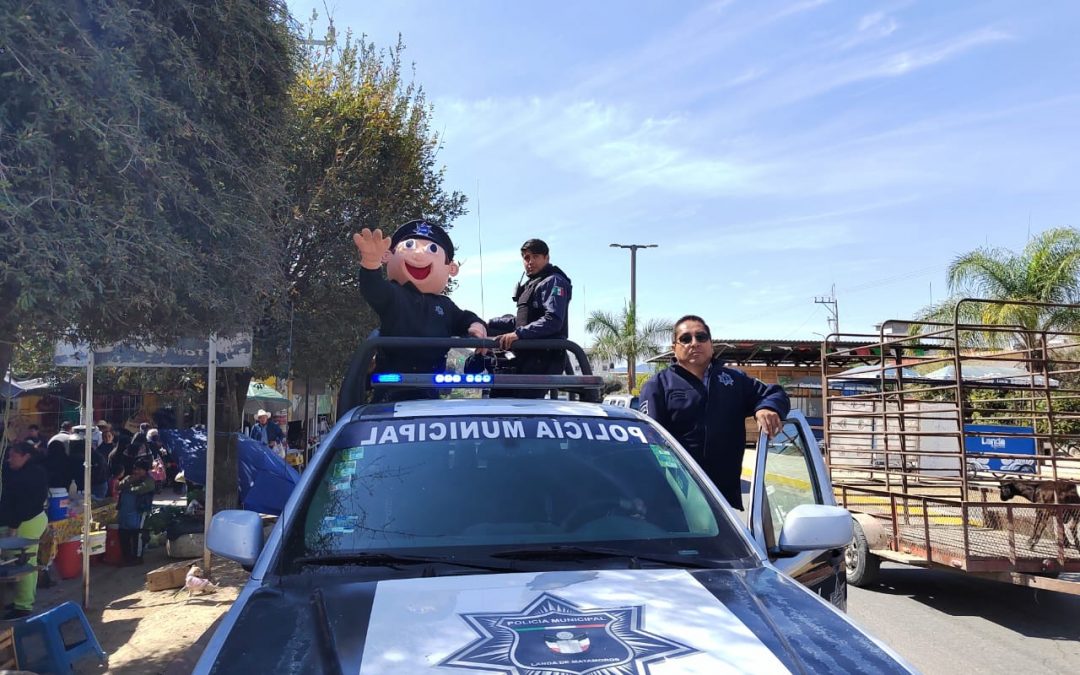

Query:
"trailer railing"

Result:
[[823, 300, 1080, 575]]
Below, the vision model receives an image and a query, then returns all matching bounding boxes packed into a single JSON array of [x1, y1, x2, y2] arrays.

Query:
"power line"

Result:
[[780, 307, 822, 340], [840, 262, 941, 294]]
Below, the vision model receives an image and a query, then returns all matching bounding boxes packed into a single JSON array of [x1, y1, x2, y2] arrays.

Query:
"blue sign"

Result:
[[964, 424, 1036, 474]]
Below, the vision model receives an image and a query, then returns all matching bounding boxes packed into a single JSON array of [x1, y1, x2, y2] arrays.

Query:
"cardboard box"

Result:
[[146, 559, 198, 592]]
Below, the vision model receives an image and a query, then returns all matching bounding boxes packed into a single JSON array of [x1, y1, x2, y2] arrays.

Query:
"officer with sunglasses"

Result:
[[639, 315, 789, 510]]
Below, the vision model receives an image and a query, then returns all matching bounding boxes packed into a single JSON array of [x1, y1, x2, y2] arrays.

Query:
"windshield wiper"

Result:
[[490, 545, 719, 569], [295, 552, 516, 573]]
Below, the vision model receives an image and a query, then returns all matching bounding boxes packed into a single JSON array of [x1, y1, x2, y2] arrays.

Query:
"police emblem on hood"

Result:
[[440, 592, 698, 674]]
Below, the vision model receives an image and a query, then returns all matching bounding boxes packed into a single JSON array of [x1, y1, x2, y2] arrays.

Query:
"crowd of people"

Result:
[[0, 418, 185, 618], [27, 420, 177, 500]]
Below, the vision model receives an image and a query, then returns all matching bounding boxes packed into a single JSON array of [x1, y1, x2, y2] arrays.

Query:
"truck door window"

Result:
[[761, 421, 823, 548]]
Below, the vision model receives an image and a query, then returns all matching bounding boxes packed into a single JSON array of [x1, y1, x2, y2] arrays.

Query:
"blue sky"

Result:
[[290, 0, 1080, 348]]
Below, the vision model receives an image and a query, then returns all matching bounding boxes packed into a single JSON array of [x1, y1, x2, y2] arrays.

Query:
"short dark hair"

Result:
[[60, 421, 73, 431], [134, 459, 152, 473], [521, 239, 549, 256], [673, 315, 712, 342], [28, 425, 39, 432]]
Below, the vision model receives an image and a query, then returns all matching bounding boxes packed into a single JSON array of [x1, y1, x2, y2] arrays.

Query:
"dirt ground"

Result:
[[0, 546, 247, 674]]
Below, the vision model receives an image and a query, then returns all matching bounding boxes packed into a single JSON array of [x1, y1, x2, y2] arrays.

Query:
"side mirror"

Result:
[[777, 504, 853, 552], [207, 510, 264, 567]]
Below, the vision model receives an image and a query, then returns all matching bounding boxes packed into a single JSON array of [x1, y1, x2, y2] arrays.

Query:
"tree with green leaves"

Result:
[[914, 227, 1080, 352], [281, 19, 467, 386], [1, 1, 296, 508], [586, 305, 672, 392]]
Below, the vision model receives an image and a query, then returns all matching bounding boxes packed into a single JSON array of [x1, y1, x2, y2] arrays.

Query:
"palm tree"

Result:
[[586, 305, 673, 392], [915, 227, 1080, 353]]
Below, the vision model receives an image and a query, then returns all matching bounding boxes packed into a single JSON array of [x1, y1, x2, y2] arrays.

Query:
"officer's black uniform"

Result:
[[489, 263, 572, 397], [355, 267, 482, 401], [639, 359, 790, 509]]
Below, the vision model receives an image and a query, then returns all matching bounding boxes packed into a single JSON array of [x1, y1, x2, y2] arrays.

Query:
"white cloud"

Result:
[[725, 67, 769, 88], [666, 221, 854, 256], [873, 28, 1012, 77], [859, 12, 898, 36], [438, 96, 762, 199], [722, 27, 1014, 119]]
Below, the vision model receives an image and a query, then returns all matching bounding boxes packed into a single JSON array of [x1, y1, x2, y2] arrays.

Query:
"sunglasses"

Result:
[[677, 331, 711, 345]]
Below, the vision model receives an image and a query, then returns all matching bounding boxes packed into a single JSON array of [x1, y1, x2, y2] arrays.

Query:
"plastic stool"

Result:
[[13, 601, 107, 673]]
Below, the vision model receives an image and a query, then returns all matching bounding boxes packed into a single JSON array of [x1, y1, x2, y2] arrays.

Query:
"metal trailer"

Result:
[[823, 299, 1080, 595]]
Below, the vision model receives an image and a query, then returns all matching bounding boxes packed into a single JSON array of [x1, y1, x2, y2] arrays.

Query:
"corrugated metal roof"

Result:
[[646, 338, 877, 365]]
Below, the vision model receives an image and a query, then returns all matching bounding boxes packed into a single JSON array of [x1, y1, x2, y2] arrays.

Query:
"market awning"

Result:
[[1, 375, 51, 398], [245, 381, 290, 414]]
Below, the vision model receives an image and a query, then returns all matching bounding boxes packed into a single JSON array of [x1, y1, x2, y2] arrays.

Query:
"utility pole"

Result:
[[814, 284, 839, 335], [610, 243, 658, 392]]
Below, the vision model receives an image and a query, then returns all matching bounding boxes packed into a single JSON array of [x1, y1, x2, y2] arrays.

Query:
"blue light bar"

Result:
[[368, 372, 596, 390]]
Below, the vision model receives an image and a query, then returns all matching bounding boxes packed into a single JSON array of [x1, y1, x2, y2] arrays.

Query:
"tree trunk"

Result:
[[0, 280, 19, 380], [0, 339, 12, 385], [211, 369, 252, 513]]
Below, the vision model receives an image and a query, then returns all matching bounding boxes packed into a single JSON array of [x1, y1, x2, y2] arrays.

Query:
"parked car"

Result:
[[194, 339, 913, 674], [602, 393, 639, 410]]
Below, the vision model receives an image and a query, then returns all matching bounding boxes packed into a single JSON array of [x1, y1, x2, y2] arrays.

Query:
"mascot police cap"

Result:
[[390, 219, 455, 262]]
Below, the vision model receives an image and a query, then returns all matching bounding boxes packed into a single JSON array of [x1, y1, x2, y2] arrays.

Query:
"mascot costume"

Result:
[[337, 219, 486, 411]]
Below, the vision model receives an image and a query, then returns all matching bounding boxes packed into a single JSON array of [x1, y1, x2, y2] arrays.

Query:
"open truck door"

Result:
[[747, 410, 852, 610]]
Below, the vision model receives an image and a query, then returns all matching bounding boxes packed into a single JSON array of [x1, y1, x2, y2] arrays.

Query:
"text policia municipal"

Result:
[[355, 420, 650, 445]]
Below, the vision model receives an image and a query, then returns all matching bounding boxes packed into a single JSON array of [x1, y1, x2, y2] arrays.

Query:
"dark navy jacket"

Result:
[[489, 264, 571, 375], [639, 361, 790, 509], [358, 267, 483, 376], [488, 265, 572, 340]]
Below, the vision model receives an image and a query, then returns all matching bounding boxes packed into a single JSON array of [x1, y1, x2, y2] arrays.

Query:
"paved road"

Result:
[[847, 564, 1080, 674]]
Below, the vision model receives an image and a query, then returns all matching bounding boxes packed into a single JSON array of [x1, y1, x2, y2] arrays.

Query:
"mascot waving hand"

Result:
[[339, 219, 487, 408]]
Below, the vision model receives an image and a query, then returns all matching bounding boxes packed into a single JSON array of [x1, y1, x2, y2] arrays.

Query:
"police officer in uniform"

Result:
[[339, 220, 487, 408], [639, 315, 789, 510], [488, 239, 572, 398]]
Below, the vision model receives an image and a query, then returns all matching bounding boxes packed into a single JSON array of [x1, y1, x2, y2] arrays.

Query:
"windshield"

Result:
[[282, 415, 754, 570]]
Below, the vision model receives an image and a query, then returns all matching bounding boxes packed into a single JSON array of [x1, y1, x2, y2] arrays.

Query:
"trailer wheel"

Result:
[[845, 520, 881, 587]]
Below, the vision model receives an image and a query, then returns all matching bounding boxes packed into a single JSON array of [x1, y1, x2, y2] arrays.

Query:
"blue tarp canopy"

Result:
[[1, 375, 50, 399], [159, 428, 300, 516]]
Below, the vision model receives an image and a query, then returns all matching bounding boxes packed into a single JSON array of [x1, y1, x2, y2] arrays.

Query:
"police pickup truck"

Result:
[[194, 338, 913, 674]]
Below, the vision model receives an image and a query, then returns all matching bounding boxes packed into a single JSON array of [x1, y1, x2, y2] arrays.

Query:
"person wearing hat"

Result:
[[249, 409, 284, 454], [0, 442, 49, 618], [486, 238, 573, 398], [344, 219, 487, 405]]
